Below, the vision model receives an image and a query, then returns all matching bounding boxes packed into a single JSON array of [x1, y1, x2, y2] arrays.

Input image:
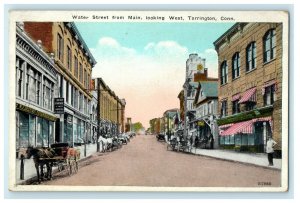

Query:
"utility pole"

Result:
[[97, 78, 100, 152]]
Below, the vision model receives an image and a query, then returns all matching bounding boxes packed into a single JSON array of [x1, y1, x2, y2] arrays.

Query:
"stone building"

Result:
[[92, 78, 126, 137], [23, 22, 97, 148], [16, 22, 58, 152], [214, 23, 282, 157], [15, 22, 59, 182]]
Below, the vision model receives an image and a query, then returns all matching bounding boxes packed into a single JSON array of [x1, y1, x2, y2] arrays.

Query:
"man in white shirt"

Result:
[[266, 136, 277, 166]]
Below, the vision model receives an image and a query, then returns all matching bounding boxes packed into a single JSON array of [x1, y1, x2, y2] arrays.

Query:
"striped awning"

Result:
[[232, 93, 241, 101], [220, 120, 253, 136], [238, 87, 256, 103]]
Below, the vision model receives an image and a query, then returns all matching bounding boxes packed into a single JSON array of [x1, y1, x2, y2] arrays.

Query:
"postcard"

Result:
[[8, 10, 289, 192]]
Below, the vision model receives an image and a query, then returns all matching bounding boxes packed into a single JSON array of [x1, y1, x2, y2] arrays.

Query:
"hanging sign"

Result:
[[54, 98, 64, 114]]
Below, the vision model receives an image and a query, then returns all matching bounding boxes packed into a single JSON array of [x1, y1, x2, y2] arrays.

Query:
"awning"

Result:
[[220, 120, 253, 136], [239, 87, 256, 103], [232, 93, 240, 101]]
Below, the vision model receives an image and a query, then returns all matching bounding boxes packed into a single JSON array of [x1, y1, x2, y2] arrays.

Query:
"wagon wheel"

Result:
[[67, 159, 72, 176], [58, 162, 64, 172]]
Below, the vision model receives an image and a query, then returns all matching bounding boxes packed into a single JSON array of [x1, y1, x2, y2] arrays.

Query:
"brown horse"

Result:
[[26, 147, 56, 183]]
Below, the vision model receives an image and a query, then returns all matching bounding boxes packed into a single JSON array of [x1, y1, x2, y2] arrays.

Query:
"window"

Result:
[[245, 102, 256, 111], [67, 46, 72, 70], [263, 29, 276, 63], [16, 57, 24, 97], [43, 78, 54, 110], [79, 63, 83, 83], [246, 42, 257, 71], [232, 52, 240, 79], [220, 61, 228, 85], [84, 69, 87, 88], [232, 100, 240, 114], [74, 56, 78, 78], [264, 84, 276, 105], [87, 73, 90, 90], [221, 100, 227, 117], [57, 34, 63, 62]]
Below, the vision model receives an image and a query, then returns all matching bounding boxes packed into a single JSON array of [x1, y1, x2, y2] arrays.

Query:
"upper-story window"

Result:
[[232, 100, 240, 115], [246, 42, 256, 72], [232, 52, 240, 79], [79, 63, 83, 83], [57, 34, 64, 62], [221, 100, 227, 118], [84, 69, 87, 88], [16, 57, 24, 98], [220, 61, 228, 85], [67, 46, 72, 71], [74, 56, 78, 78], [264, 84, 276, 106], [43, 77, 54, 110], [263, 29, 276, 63]]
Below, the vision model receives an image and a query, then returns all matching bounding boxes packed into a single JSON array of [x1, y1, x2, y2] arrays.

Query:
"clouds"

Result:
[[90, 37, 218, 127], [198, 48, 218, 78]]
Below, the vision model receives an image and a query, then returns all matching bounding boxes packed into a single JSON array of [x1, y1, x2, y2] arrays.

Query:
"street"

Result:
[[42, 135, 281, 187]]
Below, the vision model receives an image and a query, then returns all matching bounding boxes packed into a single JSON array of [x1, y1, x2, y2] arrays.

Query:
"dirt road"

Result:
[[43, 135, 281, 187]]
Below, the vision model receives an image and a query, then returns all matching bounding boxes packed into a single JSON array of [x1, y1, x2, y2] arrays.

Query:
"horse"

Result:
[[26, 147, 56, 183], [98, 136, 111, 152]]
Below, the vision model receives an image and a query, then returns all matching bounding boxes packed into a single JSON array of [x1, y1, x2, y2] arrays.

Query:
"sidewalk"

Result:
[[190, 147, 281, 170]]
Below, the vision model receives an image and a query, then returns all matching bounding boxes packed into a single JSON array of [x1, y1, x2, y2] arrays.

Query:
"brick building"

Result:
[[24, 22, 96, 147], [214, 23, 282, 157]]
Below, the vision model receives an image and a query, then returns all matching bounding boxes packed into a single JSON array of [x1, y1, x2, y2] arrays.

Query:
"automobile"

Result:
[[156, 134, 165, 141]]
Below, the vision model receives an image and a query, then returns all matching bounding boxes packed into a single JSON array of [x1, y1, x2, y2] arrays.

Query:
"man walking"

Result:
[[266, 136, 277, 166]]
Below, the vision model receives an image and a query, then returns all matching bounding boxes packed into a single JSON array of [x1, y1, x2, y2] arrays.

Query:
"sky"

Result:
[[75, 22, 234, 128]]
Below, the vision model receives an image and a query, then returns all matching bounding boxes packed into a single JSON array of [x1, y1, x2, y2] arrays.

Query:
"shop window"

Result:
[[263, 29, 276, 63], [232, 52, 240, 79], [264, 84, 276, 105], [241, 134, 248, 145], [230, 135, 235, 145], [232, 100, 240, 114], [248, 134, 255, 145], [29, 115, 36, 147], [42, 119, 49, 147], [220, 61, 228, 85], [246, 42, 257, 71], [225, 136, 230, 145], [235, 134, 242, 145], [36, 117, 43, 147], [19, 111, 29, 147]]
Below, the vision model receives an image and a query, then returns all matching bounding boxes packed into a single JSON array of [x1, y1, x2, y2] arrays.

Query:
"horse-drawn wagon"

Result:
[[26, 143, 80, 183]]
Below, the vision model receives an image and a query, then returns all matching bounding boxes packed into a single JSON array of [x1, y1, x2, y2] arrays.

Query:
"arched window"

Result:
[[246, 42, 256, 72], [220, 61, 228, 85], [263, 29, 276, 63], [232, 52, 240, 79]]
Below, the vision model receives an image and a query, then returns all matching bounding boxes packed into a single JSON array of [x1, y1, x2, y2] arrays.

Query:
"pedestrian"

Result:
[[266, 136, 277, 166]]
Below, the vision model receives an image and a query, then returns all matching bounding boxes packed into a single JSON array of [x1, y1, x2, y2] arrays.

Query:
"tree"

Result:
[[132, 122, 144, 132]]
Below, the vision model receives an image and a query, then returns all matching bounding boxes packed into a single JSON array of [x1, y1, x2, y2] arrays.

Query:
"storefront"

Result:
[[219, 117, 273, 152], [16, 103, 57, 154]]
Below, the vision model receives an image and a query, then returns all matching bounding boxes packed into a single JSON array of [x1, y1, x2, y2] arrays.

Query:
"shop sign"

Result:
[[54, 98, 64, 114]]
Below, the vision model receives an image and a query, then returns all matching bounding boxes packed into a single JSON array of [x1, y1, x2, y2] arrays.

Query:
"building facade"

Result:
[[193, 80, 219, 149], [16, 22, 58, 155], [214, 23, 282, 156], [24, 22, 97, 148]]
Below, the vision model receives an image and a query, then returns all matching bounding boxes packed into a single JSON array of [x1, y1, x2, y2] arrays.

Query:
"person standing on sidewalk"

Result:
[[266, 136, 277, 166]]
